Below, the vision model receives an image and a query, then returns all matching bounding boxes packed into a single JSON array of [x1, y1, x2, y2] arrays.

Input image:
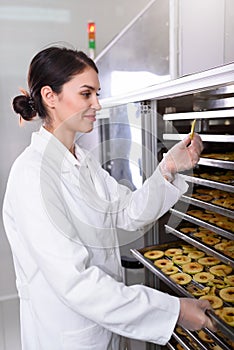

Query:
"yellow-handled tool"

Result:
[[190, 119, 196, 139]]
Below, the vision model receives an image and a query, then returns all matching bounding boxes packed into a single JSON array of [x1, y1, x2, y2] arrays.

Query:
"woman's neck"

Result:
[[43, 124, 76, 156]]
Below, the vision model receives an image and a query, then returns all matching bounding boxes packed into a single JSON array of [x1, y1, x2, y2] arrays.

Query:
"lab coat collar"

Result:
[[31, 126, 87, 171]]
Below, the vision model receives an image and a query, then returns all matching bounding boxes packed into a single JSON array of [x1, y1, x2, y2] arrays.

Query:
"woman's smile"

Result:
[[83, 113, 96, 122]]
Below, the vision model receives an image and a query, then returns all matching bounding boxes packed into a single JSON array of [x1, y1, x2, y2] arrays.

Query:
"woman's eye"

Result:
[[82, 92, 91, 97], [81, 91, 100, 98]]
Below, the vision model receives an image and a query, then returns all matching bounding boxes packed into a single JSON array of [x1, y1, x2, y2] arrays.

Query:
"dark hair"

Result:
[[12, 46, 98, 121]]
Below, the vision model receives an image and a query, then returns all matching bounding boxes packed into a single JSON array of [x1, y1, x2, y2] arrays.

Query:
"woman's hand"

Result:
[[159, 133, 203, 181], [178, 297, 216, 331]]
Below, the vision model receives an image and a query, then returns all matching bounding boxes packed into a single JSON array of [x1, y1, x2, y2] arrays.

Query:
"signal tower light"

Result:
[[88, 21, 96, 59]]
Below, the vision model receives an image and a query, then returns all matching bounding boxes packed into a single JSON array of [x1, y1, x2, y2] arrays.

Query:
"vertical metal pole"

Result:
[[142, 100, 164, 350]]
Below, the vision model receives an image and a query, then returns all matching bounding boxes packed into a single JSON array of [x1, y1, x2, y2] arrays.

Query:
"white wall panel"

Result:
[[179, 0, 225, 76], [1, 299, 21, 350], [0, 304, 5, 350], [225, 0, 234, 63]]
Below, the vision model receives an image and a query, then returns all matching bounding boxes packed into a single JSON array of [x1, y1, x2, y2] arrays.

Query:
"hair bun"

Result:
[[12, 94, 37, 121]]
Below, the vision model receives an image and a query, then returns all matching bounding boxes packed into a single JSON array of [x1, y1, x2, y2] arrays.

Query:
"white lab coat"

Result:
[[3, 126, 188, 350]]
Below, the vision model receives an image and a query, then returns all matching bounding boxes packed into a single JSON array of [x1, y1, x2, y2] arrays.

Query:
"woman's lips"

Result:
[[84, 114, 96, 122]]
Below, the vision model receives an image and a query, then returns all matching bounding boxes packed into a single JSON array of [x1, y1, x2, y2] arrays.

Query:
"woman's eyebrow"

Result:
[[80, 84, 101, 91]]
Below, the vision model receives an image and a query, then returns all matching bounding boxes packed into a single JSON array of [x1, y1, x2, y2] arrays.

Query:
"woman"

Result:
[[2, 46, 215, 350]]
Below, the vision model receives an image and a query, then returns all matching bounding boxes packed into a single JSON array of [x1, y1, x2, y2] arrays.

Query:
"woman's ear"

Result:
[[40, 86, 57, 109]]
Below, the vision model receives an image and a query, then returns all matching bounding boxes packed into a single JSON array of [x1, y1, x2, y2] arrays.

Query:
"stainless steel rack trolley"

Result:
[[99, 63, 234, 350]]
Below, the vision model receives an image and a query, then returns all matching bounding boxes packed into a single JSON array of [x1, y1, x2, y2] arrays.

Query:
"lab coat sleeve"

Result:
[[3, 161, 180, 345], [99, 163, 188, 231]]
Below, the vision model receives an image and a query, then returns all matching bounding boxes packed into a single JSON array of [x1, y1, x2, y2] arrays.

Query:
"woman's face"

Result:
[[50, 67, 101, 134]]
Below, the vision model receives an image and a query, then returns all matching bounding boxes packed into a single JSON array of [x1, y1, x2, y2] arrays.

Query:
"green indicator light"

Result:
[[89, 41, 96, 49]]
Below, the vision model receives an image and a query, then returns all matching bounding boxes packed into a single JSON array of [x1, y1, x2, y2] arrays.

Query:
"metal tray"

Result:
[[170, 325, 232, 350], [131, 240, 234, 342], [169, 208, 234, 240], [180, 194, 234, 220], [181, 174, 234, 193], [199, 157, 234, 171], [165, 224, 234, 268]]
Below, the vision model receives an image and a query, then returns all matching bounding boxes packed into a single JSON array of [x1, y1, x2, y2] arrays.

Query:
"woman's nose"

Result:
[[92, 96, 101, 111]]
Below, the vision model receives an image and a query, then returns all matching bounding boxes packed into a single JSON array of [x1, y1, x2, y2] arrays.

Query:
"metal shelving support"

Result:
[[198, 158, 234, 170], [169, 208, 234, 240], [180, 195, 234, 219], [181, 174, 234, 193], [163, 134, 234, 143], [163, 109, 234, 121]]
